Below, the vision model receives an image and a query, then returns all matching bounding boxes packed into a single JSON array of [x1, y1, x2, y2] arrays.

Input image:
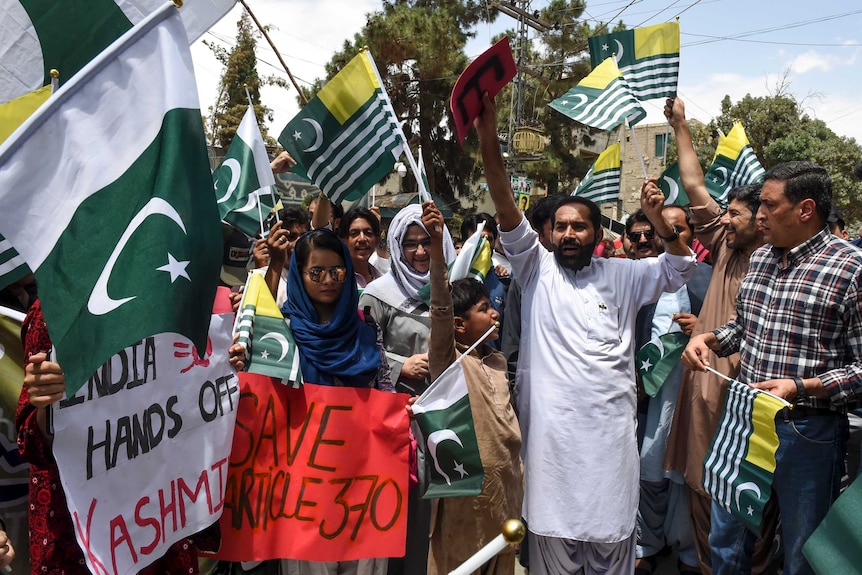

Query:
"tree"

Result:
[[204, 14, 285, 148]]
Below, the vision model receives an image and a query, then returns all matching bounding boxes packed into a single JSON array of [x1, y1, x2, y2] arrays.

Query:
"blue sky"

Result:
[[191, 0, 862, 144]]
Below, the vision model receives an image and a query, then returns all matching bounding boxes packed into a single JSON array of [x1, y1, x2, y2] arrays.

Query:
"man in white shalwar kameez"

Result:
[[473, 94, 697, 575]]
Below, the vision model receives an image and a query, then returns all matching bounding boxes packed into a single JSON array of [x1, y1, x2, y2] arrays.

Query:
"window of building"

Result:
[[655, 133, 667, 157]]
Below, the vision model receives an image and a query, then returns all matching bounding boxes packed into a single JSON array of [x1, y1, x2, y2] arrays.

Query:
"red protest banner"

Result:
[[215, 373, 411, 562]]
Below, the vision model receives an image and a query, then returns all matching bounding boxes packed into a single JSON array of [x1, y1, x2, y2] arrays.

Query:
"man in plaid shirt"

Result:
[[683, 161, 861, 575]]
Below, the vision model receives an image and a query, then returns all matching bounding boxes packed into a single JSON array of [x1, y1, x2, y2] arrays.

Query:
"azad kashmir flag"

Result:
[[0, 231, 31, 291], [702, 378, 789, 533], [279, 50, 406, 205], [0, 3, 222, 396], [0, 0, 235, 104], [412, 360, 483, 498], [588, 21, 680, 101], [637, 331, 687, 397], [658, 161, 690, 206], [213, 105, 277, 236], [234, 272, 302, 382], [548, 57, 646, 131], [417, 222, 492, 304], [573, 142, 621, 204], [0, 84, 51, 144], [803, 474, 862, 575], [705, 122, 766, 208]]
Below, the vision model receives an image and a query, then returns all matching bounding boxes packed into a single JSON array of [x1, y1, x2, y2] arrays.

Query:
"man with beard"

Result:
[[473, 93, 696, 575], [662, 97, 774, 575]]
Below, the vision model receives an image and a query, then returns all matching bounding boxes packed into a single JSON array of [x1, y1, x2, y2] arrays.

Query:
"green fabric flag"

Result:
[[213, 105, 277, 236], [588, 21, 680, 102], [703, 379, 789, 533], [0, 5, 221, 395], [573, 142, 621, 204], [278, 50, 405, 205], [549, 57, 646, 131], [704, 123, 765, 208], [637, 331, 687, 397], [659, 162, 690, 206], [412, 359, 484, 499], [803, 475, 862, 575]]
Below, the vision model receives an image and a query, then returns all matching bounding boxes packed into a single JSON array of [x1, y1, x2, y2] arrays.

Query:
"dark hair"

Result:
[[764, 161, 832, 223], [662, 205, 693, 236], [726, 183, 762, 216], [338, 207, 381, 238], [461, 213, 497, 242], [278, 206, 311, 230], [625, 209, 653, 236], [331, 201, 345, 220], [293, 229, 346, 271], [552, 196, 601, 232], [528, 194, 565, 232], [451, 278, 490, 318]]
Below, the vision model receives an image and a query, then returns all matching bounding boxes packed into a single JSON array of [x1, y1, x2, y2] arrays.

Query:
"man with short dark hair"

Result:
[[683, 160, 862, 575], [626, 210, 662, 260]]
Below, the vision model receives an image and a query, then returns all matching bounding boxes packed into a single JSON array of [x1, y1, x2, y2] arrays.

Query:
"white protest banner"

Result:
[[52, 290, 239, 575]]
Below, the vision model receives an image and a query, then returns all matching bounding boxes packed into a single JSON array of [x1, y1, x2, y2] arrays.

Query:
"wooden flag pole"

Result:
[[239, 0, 308, 105]]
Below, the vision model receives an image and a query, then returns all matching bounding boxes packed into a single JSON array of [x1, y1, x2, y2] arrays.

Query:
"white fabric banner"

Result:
[[52, 310, 239, 575]]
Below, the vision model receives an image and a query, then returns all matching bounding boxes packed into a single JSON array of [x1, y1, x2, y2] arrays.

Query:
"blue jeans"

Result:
[[709, 412, 848, 575]]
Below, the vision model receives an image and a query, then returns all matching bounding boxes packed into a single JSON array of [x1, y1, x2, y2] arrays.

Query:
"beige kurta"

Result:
[[664, 198, 747, 495], [426, 259, 524, 575]]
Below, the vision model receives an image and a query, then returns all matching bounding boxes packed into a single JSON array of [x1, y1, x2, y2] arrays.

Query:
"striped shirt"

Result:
[[713, 228, 862, 410]]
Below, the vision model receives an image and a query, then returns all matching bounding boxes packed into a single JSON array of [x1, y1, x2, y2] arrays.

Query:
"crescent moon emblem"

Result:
[[260, 331, 290, 362], [614, 39, 625, 63], [714, 166, 729, 187], [427, 429, 464, 486], [663, 176, 680, 205], [215, 159, 242, 203], [570, 94, 589, 108], [233, 189, 268, 213], [88, 198, 187, 316], [734, 481, 762, 511], [302, 118, 324, 153]]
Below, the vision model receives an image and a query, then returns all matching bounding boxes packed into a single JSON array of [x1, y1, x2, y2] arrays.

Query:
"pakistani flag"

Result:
[[0, 0, 235, 105], [412, 359, 484, 499], [703, 378, 789, 533], [213, 105, 277, 236], [573, 142, 621, 204], [0, 4, 221, 396], [803, 475, 862, 575], [234, 272, 302, 383], [549, 57, 646, 131], [637, 331, 687, 397], [0, 233, 31, 291], [705, 122, 766, 208], [658, 161, 690, 206], [588, 21, 680, 101], [279, 50, 406, 205]]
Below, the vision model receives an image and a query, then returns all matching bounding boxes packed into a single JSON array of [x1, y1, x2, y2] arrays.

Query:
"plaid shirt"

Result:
[[714, 228, 862, 410]]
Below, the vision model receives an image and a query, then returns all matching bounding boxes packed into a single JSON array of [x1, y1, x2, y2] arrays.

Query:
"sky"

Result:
[[190, 0, 862, 145]]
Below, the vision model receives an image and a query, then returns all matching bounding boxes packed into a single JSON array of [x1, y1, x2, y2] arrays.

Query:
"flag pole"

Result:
[[244, 85, 271, 234], [448, 519, 526, 575], [416, 322, 498, 403], [704, 366, 791, 407], [625, 117, 649, 181]]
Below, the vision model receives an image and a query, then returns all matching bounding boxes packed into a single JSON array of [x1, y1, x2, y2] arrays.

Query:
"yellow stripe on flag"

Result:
[[471, 240, 492, 278], [318, 51, 380, 124], [246, 272, 283, 319], [594, 142, 621, 172], [634, 21, 680, 59], [714, 122, 751, 162], [744, 392, 787, 472], [0, 85, 52, 145], [579, 57, 623, 90]]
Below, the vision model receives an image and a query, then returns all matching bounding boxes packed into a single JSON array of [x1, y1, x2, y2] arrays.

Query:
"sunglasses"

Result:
[[402, 239, 432, 252], [627, 230, 655, 242], [304, 266, 348, 283]]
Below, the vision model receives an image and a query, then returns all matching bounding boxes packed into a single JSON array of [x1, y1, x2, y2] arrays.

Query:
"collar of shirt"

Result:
[[769, 227, 832, 270]]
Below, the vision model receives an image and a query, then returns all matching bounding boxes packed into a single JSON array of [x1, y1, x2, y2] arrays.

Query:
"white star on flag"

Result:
[[293, 130, 302, 140], [602, 43, 609, 50], [156, 253, 190, 283], [747, 505, 754, 516], [453, 461, 468, 478], [640, 358, 653, 372], [260, 349, 269, 359]]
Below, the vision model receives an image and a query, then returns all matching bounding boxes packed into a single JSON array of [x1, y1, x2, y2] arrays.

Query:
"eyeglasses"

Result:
[[627, 230, 655, 242], [402, 239, 432, 252], [304, 266, 348, 283]]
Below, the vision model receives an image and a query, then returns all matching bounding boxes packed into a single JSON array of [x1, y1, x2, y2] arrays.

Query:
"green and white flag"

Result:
[[412, 359, 484, 499], [703, 378, 789, 533], [0, 232, 31, 291], [705, 122, 765, 208], [637, 331, 687, 397], [213, 105, 277, 236], [0, 0, 235, 104], [803, 474, 862, 575], [658, 161, 690, 206], [549, 57, 646, 131], [0, 3, 222, 395], [573, 142, 621, 204], [588, 21, 680, 102], [417, 146, 432, 203], [234, 272, 302, 383], [278, 50, 406, 205]]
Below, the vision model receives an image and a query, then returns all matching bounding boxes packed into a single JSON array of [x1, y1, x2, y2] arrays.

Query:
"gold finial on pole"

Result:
[[502, 519, 526, 544], [49, 69, 59, 79], [172, 0, 183, 8]]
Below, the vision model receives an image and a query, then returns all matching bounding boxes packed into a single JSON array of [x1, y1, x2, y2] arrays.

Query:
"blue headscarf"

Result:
[[282, 229, 381, 387]]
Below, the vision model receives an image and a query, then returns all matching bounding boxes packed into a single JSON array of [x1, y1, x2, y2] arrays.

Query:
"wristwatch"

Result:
[[658, 225, 680, 242], [793, 376, 807, 403]]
